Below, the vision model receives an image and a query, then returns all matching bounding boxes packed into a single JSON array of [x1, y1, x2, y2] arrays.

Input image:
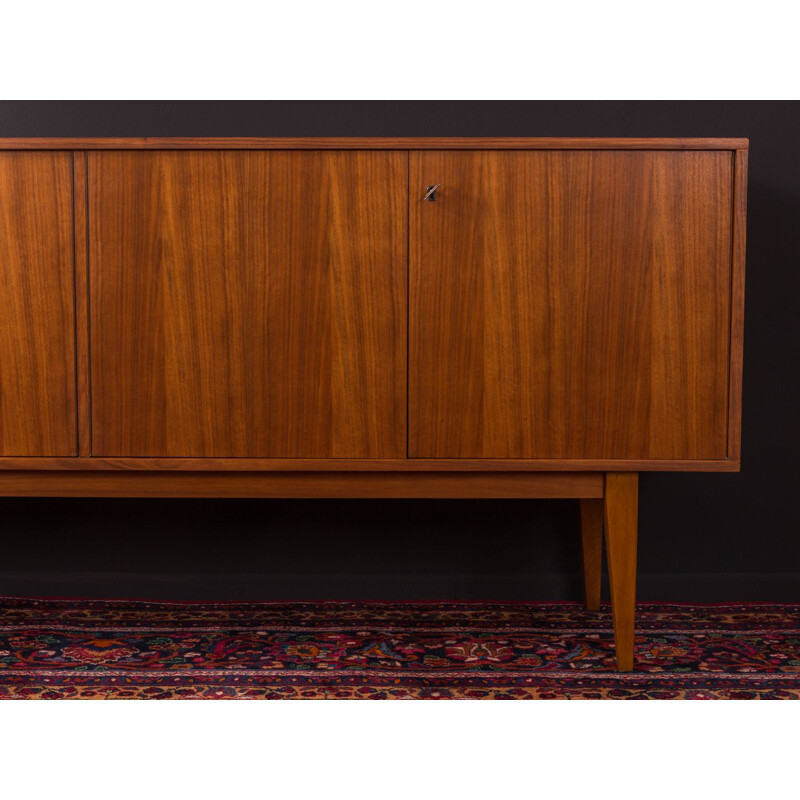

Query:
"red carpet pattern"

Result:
[[0, 598, 798, 699]]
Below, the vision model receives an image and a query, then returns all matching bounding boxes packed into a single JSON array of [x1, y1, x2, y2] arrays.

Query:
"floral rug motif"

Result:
[[0, 598, 798, 699]]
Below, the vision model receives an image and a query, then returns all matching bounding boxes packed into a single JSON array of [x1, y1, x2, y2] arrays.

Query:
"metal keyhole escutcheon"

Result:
[[423, 184, 441, 201]]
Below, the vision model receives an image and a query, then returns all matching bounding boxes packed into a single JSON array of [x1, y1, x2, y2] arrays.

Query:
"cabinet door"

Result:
[[0, 153, 76, 456], [410, 151, 732, 460], [89, 151, 406, 458]]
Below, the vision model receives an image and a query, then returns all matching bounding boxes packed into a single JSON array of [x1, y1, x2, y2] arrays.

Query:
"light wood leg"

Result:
[[579, 499, 603, 611], [604, 472, 638, 672]]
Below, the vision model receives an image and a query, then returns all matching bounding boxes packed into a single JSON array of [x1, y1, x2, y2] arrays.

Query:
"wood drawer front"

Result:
[[0, 152, 76, 456], [88, 151, 407, 458], [410, 150, 734, 460]]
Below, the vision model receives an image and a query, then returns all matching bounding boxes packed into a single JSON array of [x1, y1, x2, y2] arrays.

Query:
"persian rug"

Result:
[[0, 598, 798, 699]]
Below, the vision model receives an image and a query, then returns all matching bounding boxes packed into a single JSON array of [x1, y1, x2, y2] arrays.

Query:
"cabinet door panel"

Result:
[[0, 153, 76, 456], [410, 151, 732, 460], [90, 151, 406, 457]]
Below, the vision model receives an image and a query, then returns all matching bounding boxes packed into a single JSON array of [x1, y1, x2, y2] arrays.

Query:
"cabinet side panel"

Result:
[[0, 152, 76, 456], [727, 149, 748, 461]]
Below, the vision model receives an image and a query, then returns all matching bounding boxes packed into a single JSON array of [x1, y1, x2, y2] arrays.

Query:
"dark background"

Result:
[[0, 101, 796, 602]]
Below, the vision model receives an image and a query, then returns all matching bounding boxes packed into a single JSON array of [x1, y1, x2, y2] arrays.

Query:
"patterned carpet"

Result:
[[0, 598, 798, 699]]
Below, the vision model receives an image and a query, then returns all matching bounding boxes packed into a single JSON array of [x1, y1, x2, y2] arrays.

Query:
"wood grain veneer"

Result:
[[410, 150, 733, 460], [0, 152, 76, 455], [88, 150, 406, 458]]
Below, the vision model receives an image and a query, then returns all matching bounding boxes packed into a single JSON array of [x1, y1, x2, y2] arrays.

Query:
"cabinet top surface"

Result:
[[0, 137, 749, 150]]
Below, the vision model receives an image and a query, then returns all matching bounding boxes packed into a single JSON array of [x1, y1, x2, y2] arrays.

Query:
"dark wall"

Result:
[[0, 101, 797, 602]]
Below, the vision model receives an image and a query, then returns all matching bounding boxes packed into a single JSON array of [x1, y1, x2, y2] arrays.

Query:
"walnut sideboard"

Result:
[[0, 137, 748, 670]]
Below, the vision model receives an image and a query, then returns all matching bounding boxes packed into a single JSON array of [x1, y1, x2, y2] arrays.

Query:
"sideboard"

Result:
[[0, 137, 748, 670]]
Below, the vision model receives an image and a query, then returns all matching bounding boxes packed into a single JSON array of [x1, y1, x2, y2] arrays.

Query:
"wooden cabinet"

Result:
[[0, 138, 749, 671]]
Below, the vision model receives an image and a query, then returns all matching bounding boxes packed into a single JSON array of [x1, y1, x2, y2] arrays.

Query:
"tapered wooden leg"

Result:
[[604, 472, 638, 672], [579, 499, 603, 611]]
